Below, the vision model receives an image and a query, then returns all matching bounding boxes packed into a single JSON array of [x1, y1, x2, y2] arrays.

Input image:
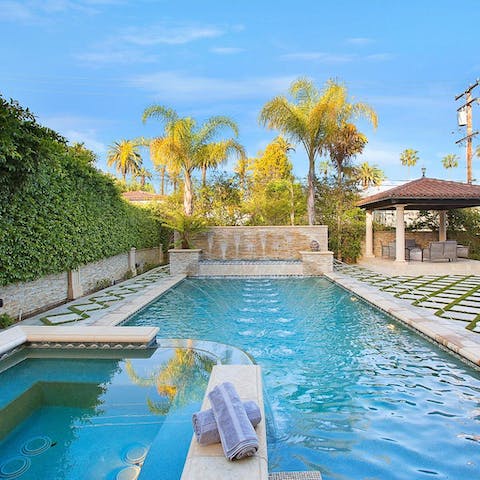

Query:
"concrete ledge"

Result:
[[22, 325, 159, 344], [0, 326, 28, 355], [300, 251, 333, 275], [181, 365, 267, 480], [198, 262, 303, 277], [0, 326, 158, 354]]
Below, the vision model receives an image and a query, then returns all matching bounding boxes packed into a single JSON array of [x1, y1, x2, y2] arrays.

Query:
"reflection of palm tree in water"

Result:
[[126, 343, 216, 415]]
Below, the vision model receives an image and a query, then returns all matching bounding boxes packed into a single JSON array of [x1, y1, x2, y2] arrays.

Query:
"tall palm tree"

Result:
[[326, 123, 367, 184], [199, 139, 245, 188], [136, 167, 152, 187], [441, 153, 459, 179], [400, 148, 419, 179], [259, 78, 377, 224], [476, 145, 480, 158], [357, 161, 385, 189], [106, 139, 142, 181], [142, 105, 241, 215]]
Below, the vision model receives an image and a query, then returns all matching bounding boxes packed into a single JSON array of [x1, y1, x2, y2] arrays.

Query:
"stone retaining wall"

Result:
[[0, 246, 163, 320], [194, 226, 328, 260], [362, 231, 439, 258]]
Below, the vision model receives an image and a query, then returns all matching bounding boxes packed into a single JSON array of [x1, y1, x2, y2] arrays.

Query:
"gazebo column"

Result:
[[365, 210, 374, 257], [395, 205, 406, 262], [438, 210, 447, 241]]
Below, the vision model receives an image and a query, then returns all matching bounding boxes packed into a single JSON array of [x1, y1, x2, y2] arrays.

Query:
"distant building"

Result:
[[121, 190, 161, 204]]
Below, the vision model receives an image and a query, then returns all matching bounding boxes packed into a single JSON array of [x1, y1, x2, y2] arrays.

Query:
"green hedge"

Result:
[[0, 97, 167, 286]]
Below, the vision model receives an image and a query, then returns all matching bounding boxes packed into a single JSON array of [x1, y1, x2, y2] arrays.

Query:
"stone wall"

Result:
[[0, 246, 162, 320], [194, 226, 328, 260], [137, 246, 163, 268], [368, 231, 438, 257]]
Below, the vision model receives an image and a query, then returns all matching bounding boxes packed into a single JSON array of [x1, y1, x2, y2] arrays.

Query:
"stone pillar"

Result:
[[300, 251, 334, 275], [128, 247, 137, 276], [168, 249, 202, 276], [67, 268, 83, 300], [395, 205, 406, 263], [158, 244, 164, 264], [438, 210, 447, 241], [365, 210, 374, 257]]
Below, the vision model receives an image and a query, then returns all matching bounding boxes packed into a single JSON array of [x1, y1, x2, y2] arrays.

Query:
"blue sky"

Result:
[[1, 0, 479, 190]]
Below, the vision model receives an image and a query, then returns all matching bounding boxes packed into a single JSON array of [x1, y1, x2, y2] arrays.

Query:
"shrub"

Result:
[[0, 313, 15, 329]]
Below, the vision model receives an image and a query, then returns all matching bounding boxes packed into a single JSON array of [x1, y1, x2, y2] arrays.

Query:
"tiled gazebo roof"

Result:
[[357, 177, 480, 210]]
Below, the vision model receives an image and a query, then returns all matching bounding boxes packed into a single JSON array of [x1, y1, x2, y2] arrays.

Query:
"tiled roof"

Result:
[[122, 190, 159, 202], [357, 177, 480, 210]]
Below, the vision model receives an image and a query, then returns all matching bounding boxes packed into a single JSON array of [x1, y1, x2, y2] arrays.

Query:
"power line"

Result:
[[455, 79, 479, 184]]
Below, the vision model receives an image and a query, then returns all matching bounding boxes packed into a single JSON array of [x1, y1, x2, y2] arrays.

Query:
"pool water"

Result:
[[127, 277, 480, 480], [0, 346, 216, 480]]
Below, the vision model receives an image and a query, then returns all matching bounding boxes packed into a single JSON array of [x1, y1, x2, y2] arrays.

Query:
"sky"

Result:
[[1, 0, 479, 192]]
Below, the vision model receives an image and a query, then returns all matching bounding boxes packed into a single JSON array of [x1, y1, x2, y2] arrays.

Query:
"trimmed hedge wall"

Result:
[[0, 96, 167, 286]]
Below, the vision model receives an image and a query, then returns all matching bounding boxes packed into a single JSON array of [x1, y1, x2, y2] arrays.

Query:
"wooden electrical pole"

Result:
[[455, 79, 479, 184]]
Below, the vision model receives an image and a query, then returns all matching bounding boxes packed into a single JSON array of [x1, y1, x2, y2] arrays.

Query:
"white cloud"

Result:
[[210, 47, 245, 55], [280, 52, 354, 63], [41, 115, 108, 155], [122, 23, 224, 46], [358, 141, 401, 167], [345, 37, 373, 46], [365, 53, 393, 61], [77, 46, 158, 65], [0, 1, 36, 22], [130, 71, 297, 102]]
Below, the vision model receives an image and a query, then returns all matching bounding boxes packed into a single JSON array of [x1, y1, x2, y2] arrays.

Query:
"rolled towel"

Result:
[[208, 382, 259, 461], [193, 400, 261, 445]]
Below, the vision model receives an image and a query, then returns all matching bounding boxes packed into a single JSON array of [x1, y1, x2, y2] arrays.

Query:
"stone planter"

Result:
[[300, 251, 334, 275], [168, 249, 202, 276]]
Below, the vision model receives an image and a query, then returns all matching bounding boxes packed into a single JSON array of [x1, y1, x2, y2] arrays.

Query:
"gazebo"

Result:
[[357, 177, 480, 262]]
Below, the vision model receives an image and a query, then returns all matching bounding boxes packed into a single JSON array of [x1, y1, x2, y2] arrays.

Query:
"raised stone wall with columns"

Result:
[[193, 226, 328, 260], [0, 246, 163, 320]]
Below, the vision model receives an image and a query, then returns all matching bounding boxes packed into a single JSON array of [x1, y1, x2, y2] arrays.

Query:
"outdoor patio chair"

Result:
[[443, 241, 458, 262], [423, 241, 458, 262]]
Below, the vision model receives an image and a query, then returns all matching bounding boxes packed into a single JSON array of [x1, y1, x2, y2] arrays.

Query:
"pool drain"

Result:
[[21, 436, 52, 456], [124, 444, 148, 465], [116, 465, 141, 480], [0, 456, 31, 478]]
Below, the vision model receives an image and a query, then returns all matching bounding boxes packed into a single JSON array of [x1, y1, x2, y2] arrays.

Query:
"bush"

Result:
[[0, 96, 170, 286], [0, 313, 15, 329]]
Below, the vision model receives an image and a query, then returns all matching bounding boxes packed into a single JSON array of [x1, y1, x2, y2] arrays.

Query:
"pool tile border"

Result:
[[325, 272, 480, 367]]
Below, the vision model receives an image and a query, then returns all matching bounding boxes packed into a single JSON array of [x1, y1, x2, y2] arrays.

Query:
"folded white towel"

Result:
[[208, 382, 259, 460], [193, 400, 261, 445]]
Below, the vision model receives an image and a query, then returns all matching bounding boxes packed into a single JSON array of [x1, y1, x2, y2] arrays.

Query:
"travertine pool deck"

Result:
[[325, 271, 480, 366]]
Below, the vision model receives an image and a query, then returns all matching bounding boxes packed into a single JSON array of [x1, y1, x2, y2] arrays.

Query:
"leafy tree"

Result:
[[107, 139, 143, 181], [260, 77, 376, 225], [234, 156, 252, 198], [251, 136, 294, 184], [199, 139, 245, 188], [400, 148, 419, 178], [142, 105, 241, 215], [356, 161, 385, 189]]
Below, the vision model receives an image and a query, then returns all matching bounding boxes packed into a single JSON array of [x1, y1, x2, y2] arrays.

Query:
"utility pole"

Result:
[[455, 79, 479, 184]]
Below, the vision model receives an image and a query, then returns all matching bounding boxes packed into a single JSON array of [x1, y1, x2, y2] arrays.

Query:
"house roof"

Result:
[[357, 177, 480, 210], [122, 190, 159, 202]]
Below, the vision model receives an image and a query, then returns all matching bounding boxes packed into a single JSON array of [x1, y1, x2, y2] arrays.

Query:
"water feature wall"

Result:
[[193, 226, 328, 261]]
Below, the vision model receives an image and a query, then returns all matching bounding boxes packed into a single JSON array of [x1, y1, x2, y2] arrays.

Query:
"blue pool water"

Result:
[[0, 345, 219, 480], [126, 277, 480, 480]]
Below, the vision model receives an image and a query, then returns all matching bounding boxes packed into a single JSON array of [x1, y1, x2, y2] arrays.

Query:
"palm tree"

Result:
[[136, 167, 152, 187], [142, 105, 241, 215], [326, 123, 367, 184], [259, 78, 377, 224], [357, 161, 385, 189], [199, 139, 245, 188], [106, 139, 142, 181], [400, 148, 419, 179], [476, 145, 480, 158], [441, 153, 459, 179]]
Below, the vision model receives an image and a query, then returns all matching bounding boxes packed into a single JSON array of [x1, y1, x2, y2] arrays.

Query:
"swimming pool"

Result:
[[126, 277, 480, 480], [0, 341, 249, 480]]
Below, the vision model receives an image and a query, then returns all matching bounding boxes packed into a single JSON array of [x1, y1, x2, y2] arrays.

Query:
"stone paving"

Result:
[[333, 262, 480, 333], [22, 265, 174, 326]]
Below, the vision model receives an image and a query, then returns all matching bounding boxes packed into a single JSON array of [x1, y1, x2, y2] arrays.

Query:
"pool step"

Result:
[[269, 473, 322, 480]]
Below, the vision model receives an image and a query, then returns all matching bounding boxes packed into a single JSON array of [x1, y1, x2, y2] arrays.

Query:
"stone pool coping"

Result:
[[325, 272, 480, 367]]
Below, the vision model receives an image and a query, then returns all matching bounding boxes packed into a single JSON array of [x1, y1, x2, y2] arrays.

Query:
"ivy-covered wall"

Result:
[[0, 96, 167, 287]]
